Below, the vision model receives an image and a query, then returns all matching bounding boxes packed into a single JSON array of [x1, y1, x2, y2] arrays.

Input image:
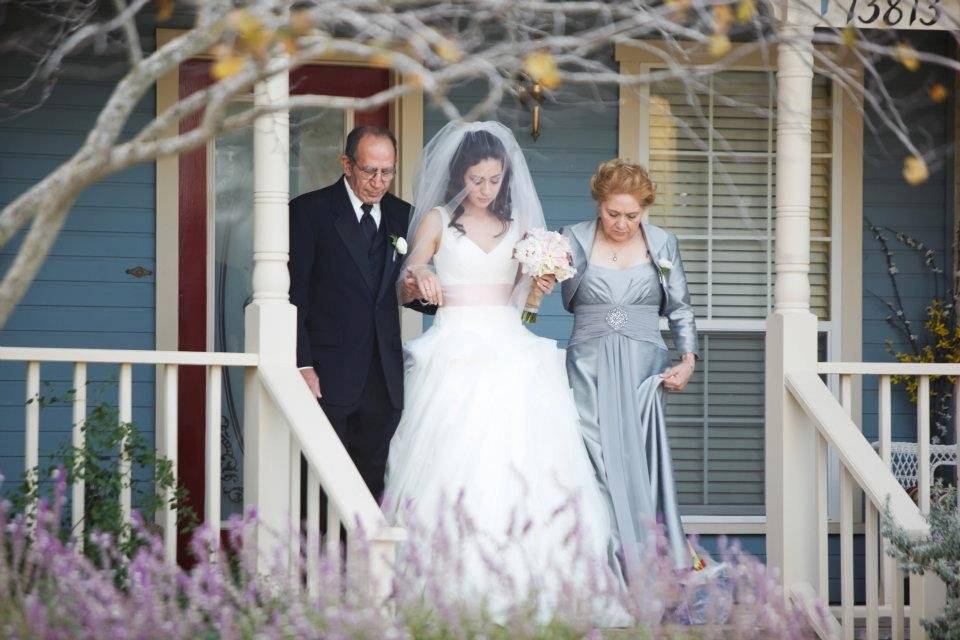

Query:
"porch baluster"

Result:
[[162, 364, 178, 563], [840, 466, 854, 639], [917, 375, 931, 515], [955, 376, 960, 510], [307, 468, 320, 596], [72, 362, 86, 546], [118, 363, 132, 531], [326, 503, 342, 564], [910, 573, 925, 639], [205, 364, 222, 543], [817, 432, 829, 599], [865, 500, 879, 640], [840, 374, 852, 416], [911, 378, 932, 638], [879, 374, 895, 607], [25, 360, 39, 524], [891, 567, 905, 640], [289, 439, 302, 587]]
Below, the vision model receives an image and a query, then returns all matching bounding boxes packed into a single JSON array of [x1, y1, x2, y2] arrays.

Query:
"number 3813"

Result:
[[847, 0, 941, 26]]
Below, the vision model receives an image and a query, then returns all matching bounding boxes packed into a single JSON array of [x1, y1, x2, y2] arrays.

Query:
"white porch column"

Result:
[[244, 69, 297, 564], [765, 0, 821, 592]]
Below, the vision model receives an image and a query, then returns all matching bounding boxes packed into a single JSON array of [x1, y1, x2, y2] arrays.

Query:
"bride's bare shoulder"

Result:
[[410, 208, 446, 252], [420, 207, 446, 232]]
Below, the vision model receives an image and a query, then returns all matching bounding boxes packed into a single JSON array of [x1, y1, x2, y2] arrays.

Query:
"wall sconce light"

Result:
[[517, 74, 545, 141]]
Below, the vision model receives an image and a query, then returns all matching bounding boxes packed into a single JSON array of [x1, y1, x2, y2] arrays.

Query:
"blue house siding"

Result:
[[0, 43, 157, 493], [861, 32, 955, 447]]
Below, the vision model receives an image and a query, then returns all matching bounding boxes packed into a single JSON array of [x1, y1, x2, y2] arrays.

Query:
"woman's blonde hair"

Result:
[[589, 159, 656, 208]]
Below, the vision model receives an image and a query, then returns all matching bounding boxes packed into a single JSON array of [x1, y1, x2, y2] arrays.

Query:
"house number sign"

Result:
[[822, 0, 959, 28]]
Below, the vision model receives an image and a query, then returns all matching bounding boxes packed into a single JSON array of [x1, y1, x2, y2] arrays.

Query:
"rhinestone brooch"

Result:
[[605, 306, 628, 330]]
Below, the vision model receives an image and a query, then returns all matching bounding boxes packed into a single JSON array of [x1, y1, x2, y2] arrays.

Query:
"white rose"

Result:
[[395, 237, 408, 255], [657, 257, 673, 272]]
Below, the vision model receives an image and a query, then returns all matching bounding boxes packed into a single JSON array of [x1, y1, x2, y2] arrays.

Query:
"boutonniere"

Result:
[[390, 235, 408, 262], [657, 257, 673, 273]]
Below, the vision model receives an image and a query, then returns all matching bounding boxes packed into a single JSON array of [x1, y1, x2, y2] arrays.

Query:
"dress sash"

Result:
[[441, 283, 514, 307], [569, 303, 667, 350]]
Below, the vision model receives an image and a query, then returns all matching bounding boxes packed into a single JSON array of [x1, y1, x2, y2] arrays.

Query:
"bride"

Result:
[[383, 121, 619, 616]]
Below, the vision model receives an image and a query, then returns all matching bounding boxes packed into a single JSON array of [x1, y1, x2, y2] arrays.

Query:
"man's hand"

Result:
[[411, 266, 443, 306], [300, 368, 322, 399], [400, 269, 422, 304]]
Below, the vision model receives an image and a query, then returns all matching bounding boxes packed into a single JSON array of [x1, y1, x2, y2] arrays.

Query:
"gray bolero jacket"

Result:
[[560, 218, 700, 358]]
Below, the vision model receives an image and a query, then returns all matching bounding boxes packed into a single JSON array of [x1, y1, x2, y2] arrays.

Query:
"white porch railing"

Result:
[[786, 362, 955, 640], [0, 345, 403, 598]]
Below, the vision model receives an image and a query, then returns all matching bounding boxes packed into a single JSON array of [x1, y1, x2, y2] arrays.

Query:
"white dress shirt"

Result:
[[343, 177, 381, 228]]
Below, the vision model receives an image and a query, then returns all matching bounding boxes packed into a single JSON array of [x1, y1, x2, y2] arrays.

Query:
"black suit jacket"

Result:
[[288, 177, 432, 410]]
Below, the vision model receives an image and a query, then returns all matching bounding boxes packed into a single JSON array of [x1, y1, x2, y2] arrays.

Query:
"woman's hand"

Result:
[[661, 354, 695, 392], [534, 274, 557, 295], [410, 266, 443, 306]]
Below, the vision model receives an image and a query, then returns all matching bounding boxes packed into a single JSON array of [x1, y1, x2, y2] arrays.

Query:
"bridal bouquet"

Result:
[[513, 229, 576, 323]]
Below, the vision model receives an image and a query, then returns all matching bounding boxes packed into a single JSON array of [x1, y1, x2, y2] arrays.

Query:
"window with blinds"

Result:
[[649, 70, 834, 516], [665, 333, 766, 514]]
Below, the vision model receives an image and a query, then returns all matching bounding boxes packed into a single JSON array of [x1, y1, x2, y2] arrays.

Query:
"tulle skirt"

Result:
[[383, 305, 619, 619]]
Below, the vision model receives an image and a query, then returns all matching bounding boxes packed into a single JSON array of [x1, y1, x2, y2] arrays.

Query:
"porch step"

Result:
[[603, 622, 908, 639], [600, 616, 909, 639]]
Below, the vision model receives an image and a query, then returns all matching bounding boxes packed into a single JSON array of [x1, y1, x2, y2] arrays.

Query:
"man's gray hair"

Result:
[[344, 125, 398, 162]]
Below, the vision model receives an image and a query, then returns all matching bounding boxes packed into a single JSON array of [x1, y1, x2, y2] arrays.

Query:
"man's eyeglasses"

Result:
[[351, 160, 396, 181]]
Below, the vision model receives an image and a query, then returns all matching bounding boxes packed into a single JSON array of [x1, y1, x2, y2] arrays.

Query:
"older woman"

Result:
[[562, 159, 698, 580]]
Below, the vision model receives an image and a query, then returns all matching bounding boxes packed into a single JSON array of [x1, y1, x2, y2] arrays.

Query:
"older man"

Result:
[[288, 125, 430, 501]]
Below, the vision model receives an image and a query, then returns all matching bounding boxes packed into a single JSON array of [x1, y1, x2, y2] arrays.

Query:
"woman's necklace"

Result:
[[602, 228, 641, 263]]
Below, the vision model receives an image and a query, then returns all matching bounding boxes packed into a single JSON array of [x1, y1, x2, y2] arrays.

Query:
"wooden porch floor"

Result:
[[602, 618, 907, 639]]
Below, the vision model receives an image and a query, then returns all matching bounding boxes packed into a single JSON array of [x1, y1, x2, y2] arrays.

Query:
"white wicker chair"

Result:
[[871, 441, 958, 489]]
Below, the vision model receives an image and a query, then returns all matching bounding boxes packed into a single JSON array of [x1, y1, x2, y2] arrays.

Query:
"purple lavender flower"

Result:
[[0, 468, 825, 639]]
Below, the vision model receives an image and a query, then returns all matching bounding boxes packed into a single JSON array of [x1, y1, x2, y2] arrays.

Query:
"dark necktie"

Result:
[[360, 203, 377, 247]]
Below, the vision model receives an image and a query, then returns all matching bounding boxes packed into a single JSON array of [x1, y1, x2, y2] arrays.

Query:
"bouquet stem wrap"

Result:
[[522, 286, 546, 323]]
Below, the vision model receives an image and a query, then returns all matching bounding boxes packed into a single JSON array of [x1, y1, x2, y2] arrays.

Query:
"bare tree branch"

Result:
[[0, 0, 955, 327], [42, 0, 151, 76], [110, 0, 144, 66]]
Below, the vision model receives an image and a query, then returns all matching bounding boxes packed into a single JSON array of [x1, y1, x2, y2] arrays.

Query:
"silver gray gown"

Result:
[[562, 219, 698, 580]]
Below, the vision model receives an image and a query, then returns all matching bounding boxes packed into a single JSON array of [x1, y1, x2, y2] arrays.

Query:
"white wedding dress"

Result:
[[384, 210, 618, 617]]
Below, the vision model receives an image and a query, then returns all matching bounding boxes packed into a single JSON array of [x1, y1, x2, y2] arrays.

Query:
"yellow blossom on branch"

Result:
[[665, 0, 693, 21], [157, 0, 174, 22], [210, 44, 246, 80], [928, 83, 949, 103], [523, 51, 562, 89], [736, 0, 756, 23], [434, 38, 463, 63], [211, 55, 245, 80], [229, 9, 270, 55], [368, 50, 395, 67], [289, 9, 315, 36], [895, 42, 920, 71], [903, 155, 929, 186], [889, 299, 960, 401], [709, 34, 732, 58], [281, 37, 299, 56], [841, 27, 857, 47], [713, 4, 734, 32]]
